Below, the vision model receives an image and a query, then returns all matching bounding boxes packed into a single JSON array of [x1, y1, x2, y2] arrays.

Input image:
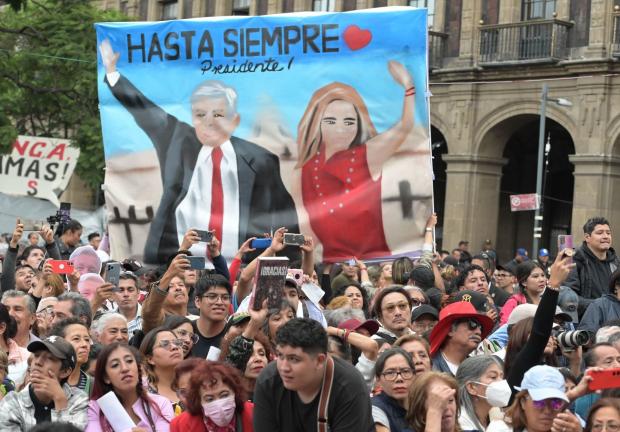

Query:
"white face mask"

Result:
[[472, 379, 512, 407]]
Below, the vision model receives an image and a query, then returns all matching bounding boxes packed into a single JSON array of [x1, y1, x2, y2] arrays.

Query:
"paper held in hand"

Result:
[[249, 256, 289, 310], [97, 391, 136, 432]]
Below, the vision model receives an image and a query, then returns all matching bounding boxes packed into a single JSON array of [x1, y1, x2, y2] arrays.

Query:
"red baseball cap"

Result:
[[338, 318, 379, 336]]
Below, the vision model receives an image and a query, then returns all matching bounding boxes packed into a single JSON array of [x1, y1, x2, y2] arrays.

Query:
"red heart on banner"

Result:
[[343, 25, 372, 51]]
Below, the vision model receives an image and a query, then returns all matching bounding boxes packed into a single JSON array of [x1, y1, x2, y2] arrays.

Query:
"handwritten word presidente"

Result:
[[126, 25, 339, 63], [201, 57, 294, 75]]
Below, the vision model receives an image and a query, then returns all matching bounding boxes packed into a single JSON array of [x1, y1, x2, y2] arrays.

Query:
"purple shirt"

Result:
[[85, 393, 174, 432]]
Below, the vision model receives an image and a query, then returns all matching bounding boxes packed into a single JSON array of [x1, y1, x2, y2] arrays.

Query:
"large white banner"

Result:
[[0, 135, 80, 207]]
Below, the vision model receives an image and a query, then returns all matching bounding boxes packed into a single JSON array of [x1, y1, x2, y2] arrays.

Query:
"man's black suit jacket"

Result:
[[106, 75, 299, 264]]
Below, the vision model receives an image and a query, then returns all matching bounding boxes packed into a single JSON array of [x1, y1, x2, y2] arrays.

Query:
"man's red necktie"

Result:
[[209, 146, 224, 243]]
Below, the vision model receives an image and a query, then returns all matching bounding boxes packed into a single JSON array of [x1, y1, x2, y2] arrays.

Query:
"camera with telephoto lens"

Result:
[[555, 330, 590, 351], [47, 202, 71, 234]]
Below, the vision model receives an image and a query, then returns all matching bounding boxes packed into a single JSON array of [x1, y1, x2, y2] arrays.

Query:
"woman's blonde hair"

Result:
[[296, 82, 377, 168], [504, 390, 530, 431], [406, 371, 461, 432], [43, 273, 65, 297]]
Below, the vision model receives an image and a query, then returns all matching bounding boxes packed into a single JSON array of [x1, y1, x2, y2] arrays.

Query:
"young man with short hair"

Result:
[[566, 216, 619, 316], [113, 272, 142, 338], [254, 318, 374, 431], [87, 232, 101, 249], [0, 335, 88, 429], [191, 274, 231, 357]]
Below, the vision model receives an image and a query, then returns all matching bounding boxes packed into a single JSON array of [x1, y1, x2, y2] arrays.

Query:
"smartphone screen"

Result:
[[187, 256, 205, 270], [558, 235, 574, 264], [106, 262, 121, 286]]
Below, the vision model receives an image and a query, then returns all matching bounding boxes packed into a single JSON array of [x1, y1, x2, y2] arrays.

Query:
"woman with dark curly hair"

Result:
[[333, 282, 371, 318], [170, 361, 254, 432], [0, 303, 28, 386], [86, 342, 174, 431], [219, 306, 272, 401]]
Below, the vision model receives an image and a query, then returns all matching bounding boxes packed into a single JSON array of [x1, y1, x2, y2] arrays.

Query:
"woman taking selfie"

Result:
[[86, 342, 174, 431], [170, 361, 253, 432]]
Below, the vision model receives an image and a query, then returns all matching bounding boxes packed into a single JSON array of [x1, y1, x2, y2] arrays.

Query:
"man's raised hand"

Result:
[[99, 39, 120, 75]]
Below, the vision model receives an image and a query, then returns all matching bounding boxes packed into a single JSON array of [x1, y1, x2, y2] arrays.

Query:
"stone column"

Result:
[[442, 155, 506, 251], [569, 155, 620, 238], [498, 0, 521, 24], [586, 0, 613, 57], [453, 0, 483, 67]]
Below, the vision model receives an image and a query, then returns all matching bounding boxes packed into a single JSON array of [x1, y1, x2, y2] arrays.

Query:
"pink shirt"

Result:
[[85, 393, 174, 432]]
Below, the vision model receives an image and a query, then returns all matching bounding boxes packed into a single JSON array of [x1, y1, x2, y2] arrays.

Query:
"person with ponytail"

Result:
[[86, 342, 174, 432]]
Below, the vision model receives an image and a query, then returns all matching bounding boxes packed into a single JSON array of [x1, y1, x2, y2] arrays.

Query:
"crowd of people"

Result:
[[0, 213, 618, 432]]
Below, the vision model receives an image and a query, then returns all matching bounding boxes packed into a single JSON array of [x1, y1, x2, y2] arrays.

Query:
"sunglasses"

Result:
[[528, 397, 567, 412], [455, 318, 482, 331]]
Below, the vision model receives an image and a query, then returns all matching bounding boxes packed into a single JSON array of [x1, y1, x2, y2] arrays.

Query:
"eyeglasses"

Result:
[[592, 423, 620, 432], [155, 339, 183, 351], [412, 322, 436, 332], [529, 397, 567, 412], [455, 318, 482, 331], [175, 388, 189, 399], [383, 302, 410, 313], [411, 299, 426, 307], [174, 329, 199, 344], [495, 273, 511, 278], [201, 293, 232, 303], [381, 368, 414, 381]]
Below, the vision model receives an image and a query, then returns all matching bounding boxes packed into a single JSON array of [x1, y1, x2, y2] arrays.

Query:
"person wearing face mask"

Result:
[[87, 342, 174, 431], [456, 355, 511, 431], [170, 361, 254, 432]]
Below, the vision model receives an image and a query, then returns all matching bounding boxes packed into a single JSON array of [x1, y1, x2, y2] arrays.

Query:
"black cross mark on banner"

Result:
[[382, 181, 432, 219], [110, 205, 154, 246]]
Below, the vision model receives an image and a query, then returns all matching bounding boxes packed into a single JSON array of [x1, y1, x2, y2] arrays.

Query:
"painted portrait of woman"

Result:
[[295, 60, 416, 262]]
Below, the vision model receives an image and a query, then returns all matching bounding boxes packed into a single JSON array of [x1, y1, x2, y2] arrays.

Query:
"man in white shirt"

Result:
[[99, 39, 299, 264]]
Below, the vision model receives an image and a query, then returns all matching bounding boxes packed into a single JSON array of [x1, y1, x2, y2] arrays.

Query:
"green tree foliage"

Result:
[[0, 0, 129, 191]]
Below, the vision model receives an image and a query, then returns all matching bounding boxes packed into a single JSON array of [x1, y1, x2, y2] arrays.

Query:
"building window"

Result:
[[522, 0, 556, 20], [409, 0, 435, 26], [373, 0, 387, 7], [313, 0, 334, 12], [161, 0, 177, 19], [182, 0, 192, 17], [119, 0, 128, 14], [232, 0, 249, 15], [282, 0, 294, 12], [139, 0, 148, 20]]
